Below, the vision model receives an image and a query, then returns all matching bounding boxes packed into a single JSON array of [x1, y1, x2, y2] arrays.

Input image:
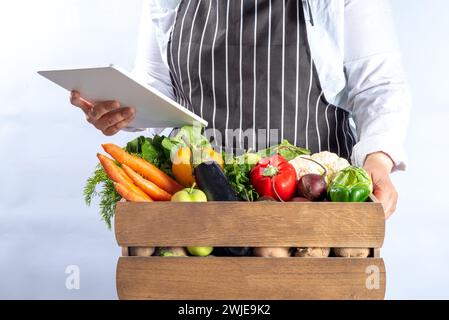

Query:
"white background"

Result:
[[0, 0, 448, 299]]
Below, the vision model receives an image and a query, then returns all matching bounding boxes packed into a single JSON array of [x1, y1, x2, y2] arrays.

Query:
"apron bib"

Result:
[[167, 0, 355, 159]]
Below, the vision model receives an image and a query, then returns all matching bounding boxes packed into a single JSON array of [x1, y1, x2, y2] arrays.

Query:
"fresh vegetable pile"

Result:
[[84, 126, 374, 258], [84, 126, 220, 227]]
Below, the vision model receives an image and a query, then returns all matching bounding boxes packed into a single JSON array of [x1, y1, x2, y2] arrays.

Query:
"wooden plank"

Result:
[[116, 257, 386, 300], [115, 202, 385, 248], [373, 248, 381, 258], [121, 247, 129, 257]]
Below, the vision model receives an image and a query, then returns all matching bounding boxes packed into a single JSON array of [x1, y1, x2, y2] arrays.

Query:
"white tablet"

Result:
[[38, 65, 208, 129]]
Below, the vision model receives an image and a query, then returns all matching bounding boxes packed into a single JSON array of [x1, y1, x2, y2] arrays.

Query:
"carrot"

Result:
[[122, 165, 172, 201], [102, 143, 183, 194], [114, 183, 153, 202], [97, 154, 133, 185], [98, 153, 151, 199]]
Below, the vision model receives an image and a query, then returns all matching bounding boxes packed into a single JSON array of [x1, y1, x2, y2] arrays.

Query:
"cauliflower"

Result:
[[289, 155, 324, 180], [289, 151, 350, 184], [311, 152, 350, 182]]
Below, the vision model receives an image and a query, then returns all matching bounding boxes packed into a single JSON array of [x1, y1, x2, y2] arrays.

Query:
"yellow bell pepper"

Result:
[[202, 148, 224, 169], [171, 147, 196, 187]]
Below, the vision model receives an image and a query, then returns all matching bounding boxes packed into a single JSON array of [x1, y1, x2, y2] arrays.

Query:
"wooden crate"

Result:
[[114, 201, 386, 300]]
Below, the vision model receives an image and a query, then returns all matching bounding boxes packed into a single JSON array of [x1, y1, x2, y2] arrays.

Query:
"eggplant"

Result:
[[214, 247, 253, 257], [194, 162, 240, 201]]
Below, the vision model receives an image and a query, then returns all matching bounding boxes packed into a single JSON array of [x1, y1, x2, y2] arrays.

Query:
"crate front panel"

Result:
[[116, 257, 386, 300], [115, 202, 385, 248]]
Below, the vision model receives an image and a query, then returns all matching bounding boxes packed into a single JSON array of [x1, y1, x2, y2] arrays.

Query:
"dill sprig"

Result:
[[98, 179, 121, 229], [83, 165, 120, 229], [84, 166, 105, 206]]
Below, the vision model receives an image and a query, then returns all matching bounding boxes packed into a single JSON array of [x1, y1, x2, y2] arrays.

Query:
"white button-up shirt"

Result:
[[132, 0, 411, 171]]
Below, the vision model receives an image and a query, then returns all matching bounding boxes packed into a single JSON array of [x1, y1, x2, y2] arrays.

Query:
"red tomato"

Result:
[[250, 155, 297, 202]]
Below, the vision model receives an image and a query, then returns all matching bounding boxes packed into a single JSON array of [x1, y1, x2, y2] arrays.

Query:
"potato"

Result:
[[332, 248, 370, 258], [253, 247, 291, 258], [294, 248, 331, 258], [129, 247, 155, 257]]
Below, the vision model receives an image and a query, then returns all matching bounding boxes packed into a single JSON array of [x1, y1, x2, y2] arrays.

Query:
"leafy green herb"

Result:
[[84, 166, 120, 229], [224, 154, 260, 202], [126, 135, 173, 176], [98, 179, 122, 229], [84, 166, 104, 206], [125, 136, 146, 154]]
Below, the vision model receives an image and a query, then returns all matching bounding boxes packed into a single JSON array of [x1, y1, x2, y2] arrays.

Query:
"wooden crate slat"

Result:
[[115, 202, 385, 248], [116, 257, 386, 300], [121, 247, 129, 257], [373, 248, 381, 258]]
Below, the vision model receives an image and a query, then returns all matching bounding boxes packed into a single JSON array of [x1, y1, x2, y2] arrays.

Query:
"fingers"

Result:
[[88, 100, 122, 122], [70, 91, 93, 114], [385, 188, 399, 219], [364, 154, 399, 220], [373, 177, 398, 220], [70, 91, 122, 121], [70, 91, 135, 136], [94, 107, 136, 136], [102, 112, 136, 136]]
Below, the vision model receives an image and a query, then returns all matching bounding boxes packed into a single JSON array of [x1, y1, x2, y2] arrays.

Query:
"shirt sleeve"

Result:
[[344, 0, 411, 171], [125, 0, 176, 133]]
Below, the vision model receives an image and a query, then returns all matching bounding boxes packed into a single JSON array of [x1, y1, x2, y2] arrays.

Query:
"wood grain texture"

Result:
[[373, 248, 381, 258], [116, 257, 386, 300], [121, 247, 129, 257], [115, 202, 385, 248]]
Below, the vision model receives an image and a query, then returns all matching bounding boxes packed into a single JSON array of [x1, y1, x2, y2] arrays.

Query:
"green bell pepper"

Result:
[[328, 166, 373, 202]]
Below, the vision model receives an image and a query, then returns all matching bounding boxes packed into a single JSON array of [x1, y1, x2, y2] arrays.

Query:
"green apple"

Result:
[[187, 246, 214, 257], [171, 184, 207, 202], [172, 184, 211, 256]]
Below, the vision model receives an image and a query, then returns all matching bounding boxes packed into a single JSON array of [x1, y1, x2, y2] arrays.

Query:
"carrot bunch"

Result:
[[98, 144, 183, 202]]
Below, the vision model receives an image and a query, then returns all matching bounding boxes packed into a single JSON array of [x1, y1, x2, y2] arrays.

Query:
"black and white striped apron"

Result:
[[167, 0, 355, 159]]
